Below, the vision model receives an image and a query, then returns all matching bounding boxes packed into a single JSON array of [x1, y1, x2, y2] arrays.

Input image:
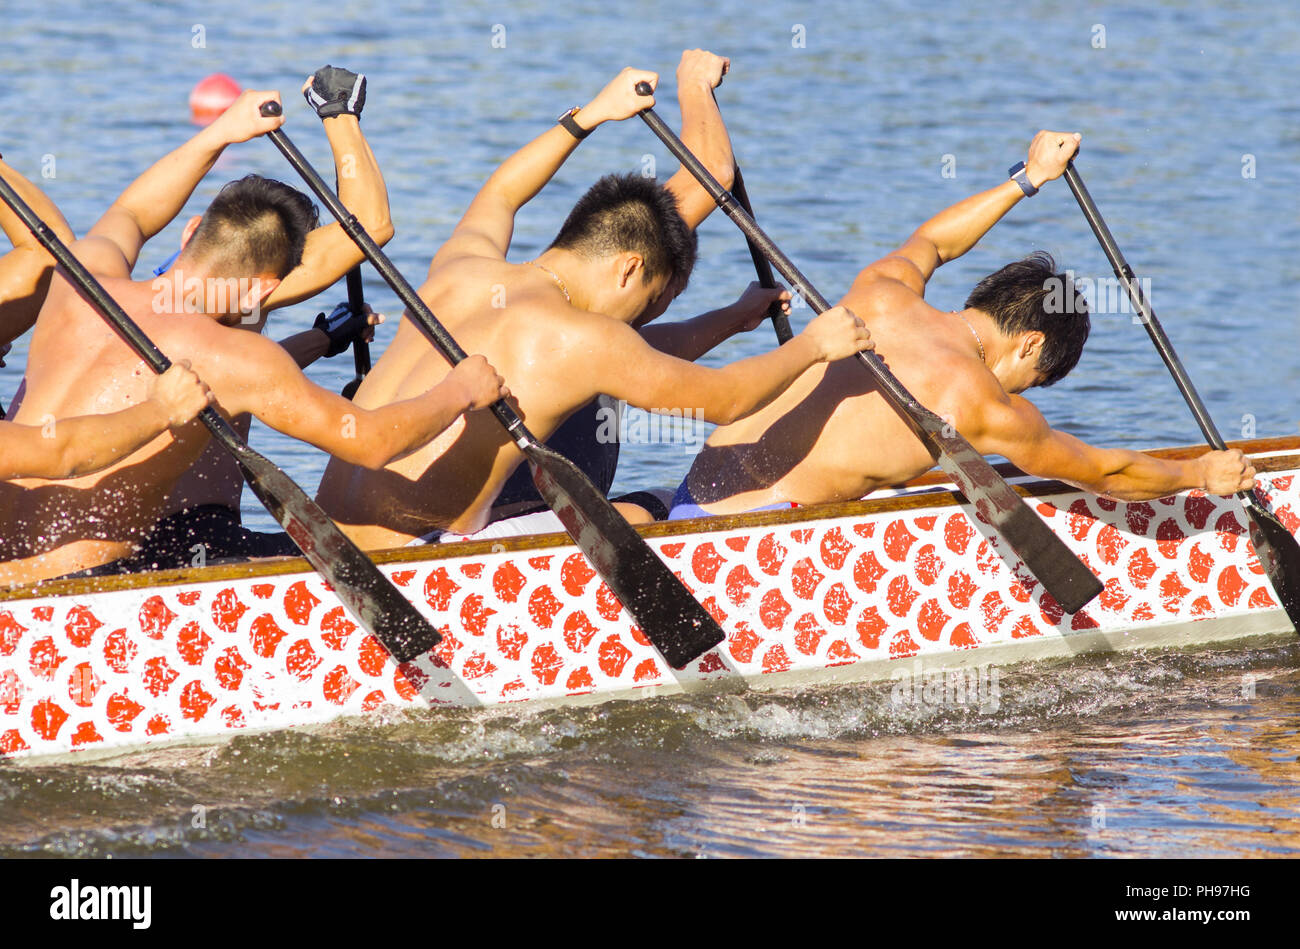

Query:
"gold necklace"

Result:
[[531, 261, 571, 303], [955, 310, 986, 364]]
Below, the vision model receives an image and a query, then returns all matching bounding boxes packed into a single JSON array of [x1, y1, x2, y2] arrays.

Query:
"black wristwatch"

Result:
[[558, 106, 591, 140], [1008, 160, 1038, 197]]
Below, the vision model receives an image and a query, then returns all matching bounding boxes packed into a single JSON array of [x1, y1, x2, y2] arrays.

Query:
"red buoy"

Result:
[[189, 73, 241, 126]]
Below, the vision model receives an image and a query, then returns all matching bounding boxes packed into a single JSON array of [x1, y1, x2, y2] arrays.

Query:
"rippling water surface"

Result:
[[1, 0, 1298, 857], [2, 642, 1298, 858]]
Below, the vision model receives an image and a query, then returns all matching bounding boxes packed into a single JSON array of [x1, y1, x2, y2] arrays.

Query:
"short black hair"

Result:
[[965, 251, 1090, 387], [549, 173, 697, 285], [183, 175, 319, 279]]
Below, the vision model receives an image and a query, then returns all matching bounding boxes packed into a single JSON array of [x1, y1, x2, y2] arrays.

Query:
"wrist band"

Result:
[[1008, 160, 1038, 197], [558, 106, 591, 140]]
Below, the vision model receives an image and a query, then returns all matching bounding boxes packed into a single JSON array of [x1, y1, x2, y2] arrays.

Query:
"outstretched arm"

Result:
[[223, 332, 508, 469], [0, 156, 75, 345], [640, 281, 789, 360], [267, 69, 393, 310], [0, 362, 213, 480], [278, 303, 380, 369], [430, 67, 661, 268], [77, 90, 285, 277], [853, 129, 1082, 296], [0, 156, 73, 248], [663, 50, 734, 229], [278, 328, 332, 368], [592, 303, 872, 425], [968, 392, 1255, 501]]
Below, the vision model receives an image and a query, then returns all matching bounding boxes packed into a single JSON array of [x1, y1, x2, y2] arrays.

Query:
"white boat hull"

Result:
[[2, 440, 1297, 760]]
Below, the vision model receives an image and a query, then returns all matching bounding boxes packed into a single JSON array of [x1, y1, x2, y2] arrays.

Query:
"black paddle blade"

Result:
[[232, 444, 441, 663], [525, 443, 725, 669], [921, 413, 1103, 613], [1244, 499, 1300, 630]]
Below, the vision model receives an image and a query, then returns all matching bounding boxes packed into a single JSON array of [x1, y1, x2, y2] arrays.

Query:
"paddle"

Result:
[[0, 175, 441, 664], [334, 154, 369, 401], [337, 147, 370, 402], [730, 167, 793, 344], [705, 84, 791, 343], [1063, 161, 1300, 629], [339, 265, 371, 399], [635, 83, 1102, 613], [258, 101, 725, 669]]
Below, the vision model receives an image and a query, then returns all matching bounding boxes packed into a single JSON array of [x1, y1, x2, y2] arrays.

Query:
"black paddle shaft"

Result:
[[338, 160, 371, 402], [257, 104, 525, 436], [1065, 163, 1228, 455], [635, 85, 1102, 613], [341, 266, 372, 398], [0, 172, 441, 663], [707, 83, 785, 338], [730, 167, 794, 344], [259, 102, 725, 668], [1064, 160, 1300, 629], [707, 86, 790, 342]]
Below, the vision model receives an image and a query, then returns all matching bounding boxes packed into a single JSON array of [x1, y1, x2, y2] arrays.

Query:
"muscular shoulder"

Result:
[[514, 295, 634, 366], [427, 227, 509, 276], [518, 298, 654, 399], [30, 273, 143, 353], [846, 254, 928, 300], [159, 319, 295, 394], [958, 383, 1050, 451], [840, 271, 926, 323], [420, 256, 522, 312]]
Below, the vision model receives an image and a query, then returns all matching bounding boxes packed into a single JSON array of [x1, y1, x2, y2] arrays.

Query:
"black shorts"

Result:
[[53, 505, 298, 579], [494, 396, 620, 513], [491, 396, 669, 522]]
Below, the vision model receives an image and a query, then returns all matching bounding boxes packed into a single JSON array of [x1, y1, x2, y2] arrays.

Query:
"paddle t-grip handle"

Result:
[[635, 81, 653, 97], [260, 101, 283, 117]]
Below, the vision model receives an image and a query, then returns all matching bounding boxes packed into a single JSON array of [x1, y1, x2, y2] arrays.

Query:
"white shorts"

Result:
[[406, 509, 567, 546]]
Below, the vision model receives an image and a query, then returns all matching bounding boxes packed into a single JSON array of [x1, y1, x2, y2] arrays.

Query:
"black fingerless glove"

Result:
[[313, 301, 368, 357], [304, 65, 367, 120]]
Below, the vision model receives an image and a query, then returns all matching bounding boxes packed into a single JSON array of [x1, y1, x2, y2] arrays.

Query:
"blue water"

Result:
[[1, 0, 1298, 858]]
